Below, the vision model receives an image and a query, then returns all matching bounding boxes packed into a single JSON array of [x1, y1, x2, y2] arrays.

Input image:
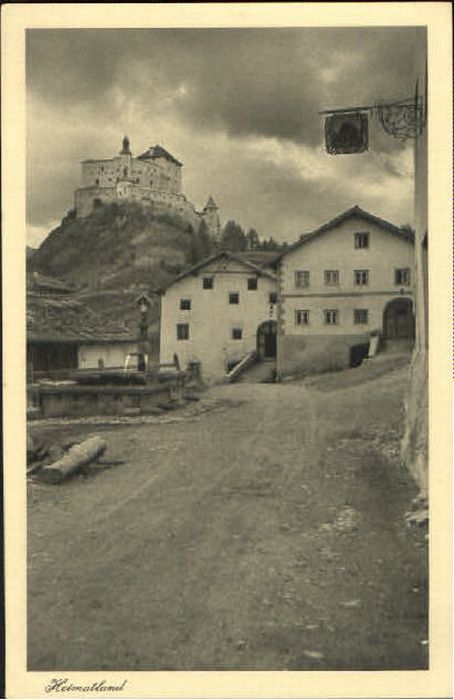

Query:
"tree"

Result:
[[220, 220, 247, 252], [188, 225, 203, 265], [267, 237, 280, 251], [246, 228, 260, 251], [198, 219, 212, 258]]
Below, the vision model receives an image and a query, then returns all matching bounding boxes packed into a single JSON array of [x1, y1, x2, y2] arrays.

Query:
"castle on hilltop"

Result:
[[74, 136, 221, 238]]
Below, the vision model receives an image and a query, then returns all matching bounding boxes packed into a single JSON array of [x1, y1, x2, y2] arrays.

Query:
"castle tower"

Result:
[[119, 135, 132, 180], [202, 196, 221, 239], [120, 135, 131, 155]]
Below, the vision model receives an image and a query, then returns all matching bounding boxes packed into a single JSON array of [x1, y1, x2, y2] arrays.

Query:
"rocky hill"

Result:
[[30, 202, 198, 294], [29, 202, 209, 331]]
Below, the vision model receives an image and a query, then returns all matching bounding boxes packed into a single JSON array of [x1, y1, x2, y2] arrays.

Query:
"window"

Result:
[[395, 268, 411, 286], [354, 309, 369, 324], [232, 327, 243, 340], [354, 269, 369, 286], [295, 309, 310, 326], [324, 309, 339, 325], [295, 270, 310, 288], [269, 291, 278, 304], [354, 232, 369, 249], [247, 277, 258, 290], [176, 323, 189, 340], [180, 299, 191, 311], [324, 270, 339, 286], [229, 292, 239, 304], [203, 277, 213, 289]]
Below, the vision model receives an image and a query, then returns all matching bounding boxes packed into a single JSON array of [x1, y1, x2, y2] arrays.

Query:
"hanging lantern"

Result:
[[324, 111, 369, 154]]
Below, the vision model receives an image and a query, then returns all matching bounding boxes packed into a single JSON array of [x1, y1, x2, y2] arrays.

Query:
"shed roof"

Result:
[[29, 271, 77, 295], [27, 276, 137, 344]]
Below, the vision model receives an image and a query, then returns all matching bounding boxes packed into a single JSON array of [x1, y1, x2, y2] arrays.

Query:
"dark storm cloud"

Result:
[[26, 27, 425, 242], [27, 27, 425, 148]]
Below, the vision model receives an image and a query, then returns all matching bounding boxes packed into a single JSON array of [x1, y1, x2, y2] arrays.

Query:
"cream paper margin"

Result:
[[2, 3, 452, 698]]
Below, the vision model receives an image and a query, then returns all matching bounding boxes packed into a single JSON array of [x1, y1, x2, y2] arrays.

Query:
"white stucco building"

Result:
[[27, 272, 138, 376], [275, 206, 415, 376], [157, 252, 278, 380], [157, 207, 415, 382]]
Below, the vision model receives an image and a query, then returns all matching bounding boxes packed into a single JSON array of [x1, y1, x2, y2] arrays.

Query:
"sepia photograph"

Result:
[[3, 3, 452, 696]]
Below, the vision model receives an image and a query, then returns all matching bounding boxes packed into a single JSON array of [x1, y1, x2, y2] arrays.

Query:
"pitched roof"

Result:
[[28, 271, 77, 295], [137, 145, 182, 166], [235, 250, 282, 268], [27, 279, 138, 344], [155, 251, 276, 293], [204, 196, 218, 209], [274, 205, 414, 262]]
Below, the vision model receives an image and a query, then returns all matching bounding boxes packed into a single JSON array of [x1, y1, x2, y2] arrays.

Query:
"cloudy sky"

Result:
[[26, 26, 425, 247]]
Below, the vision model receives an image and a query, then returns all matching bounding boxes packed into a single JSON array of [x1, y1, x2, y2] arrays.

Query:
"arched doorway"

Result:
[[383, 298, 414, 339], [257, 321, 277, 359]]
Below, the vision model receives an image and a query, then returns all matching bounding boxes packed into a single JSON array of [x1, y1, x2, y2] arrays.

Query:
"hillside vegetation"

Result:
[[30, 203, 198, 294]]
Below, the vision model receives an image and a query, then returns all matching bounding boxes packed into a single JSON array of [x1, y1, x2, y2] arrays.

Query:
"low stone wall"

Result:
[[37, 376, 185, 418], [279, 333, 369, 377]]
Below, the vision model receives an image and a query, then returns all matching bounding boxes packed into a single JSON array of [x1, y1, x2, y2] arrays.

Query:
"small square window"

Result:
[[324, 270, 339, 286], [176, 323, 189, 340], [229, 292, 239, 304], [269, 292, 278, 304], [247, 277, 258, 290], [203, 277, 214, 289], [295, 270, 310, 288], [295, 309, 310, 325], [180, 299, 191, 311], [354, 232, 369, 249], [232, 327, 242, 340], [354, 309, 369, 324], [324, 309, 339, 325], [354, 269, 369, 286], [395, 268, 411, 286]]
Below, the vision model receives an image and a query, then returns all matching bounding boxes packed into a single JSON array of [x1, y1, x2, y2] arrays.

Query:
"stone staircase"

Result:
[[237, 359, 276, 383]]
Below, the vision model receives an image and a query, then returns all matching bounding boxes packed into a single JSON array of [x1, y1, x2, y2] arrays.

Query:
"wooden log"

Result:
[[40, 436, 107, 484]]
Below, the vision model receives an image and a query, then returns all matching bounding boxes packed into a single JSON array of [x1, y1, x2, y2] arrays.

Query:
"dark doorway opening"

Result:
[[383, 298, 414, 339], [27, 341, 78, 374], [350, 343, 370, 368], [257, 321, 277, 359]]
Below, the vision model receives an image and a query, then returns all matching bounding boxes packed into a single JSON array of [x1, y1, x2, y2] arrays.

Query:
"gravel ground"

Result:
[[28, 362, 428, 670]]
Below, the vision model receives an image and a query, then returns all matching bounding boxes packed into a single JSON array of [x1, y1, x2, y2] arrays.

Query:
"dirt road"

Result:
[[28, 363, 428, 670]]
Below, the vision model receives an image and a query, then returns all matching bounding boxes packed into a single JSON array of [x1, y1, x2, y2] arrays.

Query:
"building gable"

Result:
[[156, 252, 276, 294], [274, 206, 413, 265]]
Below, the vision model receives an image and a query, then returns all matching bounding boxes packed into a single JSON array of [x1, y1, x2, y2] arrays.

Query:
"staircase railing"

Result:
[[226, 350, 258, 383]]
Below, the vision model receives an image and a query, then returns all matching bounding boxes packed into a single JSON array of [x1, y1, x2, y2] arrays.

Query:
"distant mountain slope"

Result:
[[30, 203, 195, 293]]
